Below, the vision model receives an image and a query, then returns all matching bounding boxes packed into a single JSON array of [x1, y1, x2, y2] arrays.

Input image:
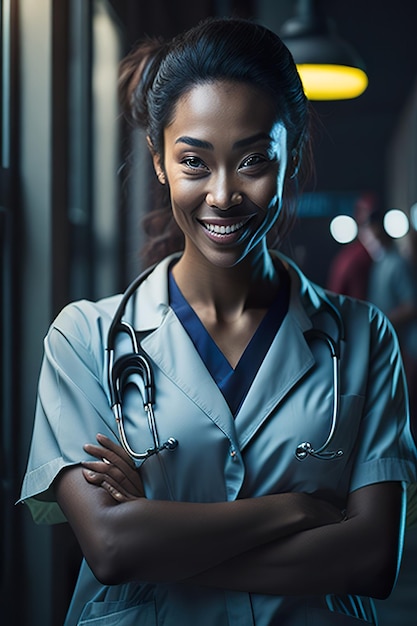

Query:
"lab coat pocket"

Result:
[[78, 598, 156, 625]]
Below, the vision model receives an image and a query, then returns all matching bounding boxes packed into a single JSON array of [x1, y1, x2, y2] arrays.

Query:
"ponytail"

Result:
[[118, 37, 167, 129]]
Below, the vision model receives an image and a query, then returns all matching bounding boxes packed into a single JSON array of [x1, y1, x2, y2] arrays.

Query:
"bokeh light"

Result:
[[383, 209, 409, 239], [330, 215, 358, 244]]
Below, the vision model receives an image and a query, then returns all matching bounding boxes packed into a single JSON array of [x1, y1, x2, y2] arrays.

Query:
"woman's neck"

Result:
[[172, 246, 281, 323]]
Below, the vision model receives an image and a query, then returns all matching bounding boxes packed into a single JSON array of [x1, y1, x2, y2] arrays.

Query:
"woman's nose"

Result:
[[205, 178, 243, 210]]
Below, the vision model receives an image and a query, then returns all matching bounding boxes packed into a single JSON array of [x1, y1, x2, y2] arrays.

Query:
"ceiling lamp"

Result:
[[280, 0, 368, 100]]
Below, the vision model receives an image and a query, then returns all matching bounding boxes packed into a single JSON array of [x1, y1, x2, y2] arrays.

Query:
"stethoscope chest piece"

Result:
[[295, 441, 343, 461]]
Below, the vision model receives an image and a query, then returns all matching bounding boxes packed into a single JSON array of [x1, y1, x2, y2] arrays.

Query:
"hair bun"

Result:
[[118, 37, 167, 128]]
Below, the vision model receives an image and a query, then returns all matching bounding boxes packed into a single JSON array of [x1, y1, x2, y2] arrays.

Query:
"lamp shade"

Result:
[[280, 0, 368, 100]]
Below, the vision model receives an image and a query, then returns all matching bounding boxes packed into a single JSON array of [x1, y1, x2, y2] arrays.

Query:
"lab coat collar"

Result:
[[132, 254, 180, 331], [132, 251, 325, 333], [272, 251, 324, 332]]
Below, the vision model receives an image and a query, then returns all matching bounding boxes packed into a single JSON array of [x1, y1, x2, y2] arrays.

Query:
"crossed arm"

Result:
[[55, 434, 405, 598]]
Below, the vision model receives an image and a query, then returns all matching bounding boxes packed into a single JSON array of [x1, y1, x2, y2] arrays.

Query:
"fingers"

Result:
[[96, 433, 135, 466], [84, 433, 134, 468], [82, 456, 143, 498], [83, 442, 133, 475], [82, 468, 126, 502], [82, 434, 144, 498], [83, 436, 135, 480], [82, 459, 121, 476]]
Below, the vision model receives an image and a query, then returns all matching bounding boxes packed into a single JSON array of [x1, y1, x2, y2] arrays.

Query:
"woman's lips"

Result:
[[203, 220, 245, 235], [198, 215, 254, 238]]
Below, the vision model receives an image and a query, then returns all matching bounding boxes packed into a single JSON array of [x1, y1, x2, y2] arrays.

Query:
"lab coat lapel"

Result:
[[235, 258, 318, 450], [235, 311, 315, 450], [142, 310, 237, 440], [131, 255, 236, 440]]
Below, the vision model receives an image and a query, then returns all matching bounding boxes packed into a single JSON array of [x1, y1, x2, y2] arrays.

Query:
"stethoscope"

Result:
[[107, 265, 178, 461], [295, 323, 344, 461], [106, 266, 345, 463]]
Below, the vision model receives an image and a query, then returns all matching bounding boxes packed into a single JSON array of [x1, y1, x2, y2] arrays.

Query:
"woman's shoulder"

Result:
[[49, 255, 178, 344], [324, 287, 391, 327], [282, 252, 396, 344], [281, 252, 381, 317], [322, 287, 402, 361], [48, 294, 124, 347]]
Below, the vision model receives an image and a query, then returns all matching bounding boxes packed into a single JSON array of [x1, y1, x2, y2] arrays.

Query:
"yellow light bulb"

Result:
[[297, 64, 368, 100]]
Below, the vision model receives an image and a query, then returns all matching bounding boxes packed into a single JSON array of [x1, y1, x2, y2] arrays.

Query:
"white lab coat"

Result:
[[20, 253, 417, 625]]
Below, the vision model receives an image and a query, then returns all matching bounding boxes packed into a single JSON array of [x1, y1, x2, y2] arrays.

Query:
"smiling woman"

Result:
[[159, 81, 287, 275], [19, 16, 417, 626]]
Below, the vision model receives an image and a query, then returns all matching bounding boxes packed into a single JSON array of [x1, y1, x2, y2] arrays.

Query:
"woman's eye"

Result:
[[240, 154, 267, 169], [182, 156, 207, 170]]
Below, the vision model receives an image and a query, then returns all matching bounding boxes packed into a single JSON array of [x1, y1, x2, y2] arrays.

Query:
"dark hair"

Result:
[[120, 17, 313, 262]]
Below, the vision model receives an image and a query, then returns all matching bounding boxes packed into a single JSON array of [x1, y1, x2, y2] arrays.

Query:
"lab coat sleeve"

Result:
[[18, 301, 117, 524], [348, 304, 417, 492]]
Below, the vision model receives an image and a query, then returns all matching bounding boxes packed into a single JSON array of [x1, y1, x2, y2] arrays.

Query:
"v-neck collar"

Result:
[[168, 265, 290, 415]]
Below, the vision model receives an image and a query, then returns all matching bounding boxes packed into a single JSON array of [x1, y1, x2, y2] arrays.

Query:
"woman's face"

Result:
[[154, 80, 289, 269]]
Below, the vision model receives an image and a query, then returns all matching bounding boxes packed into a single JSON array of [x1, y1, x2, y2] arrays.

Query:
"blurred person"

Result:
[[327, 193, 380, 300], [367, 217, 417, 441], [366, 212, 417, 340], [329, 198, 417, 439]]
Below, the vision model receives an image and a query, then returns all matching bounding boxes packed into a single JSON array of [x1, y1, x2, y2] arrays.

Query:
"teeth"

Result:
[[204, 221, 244, 235]]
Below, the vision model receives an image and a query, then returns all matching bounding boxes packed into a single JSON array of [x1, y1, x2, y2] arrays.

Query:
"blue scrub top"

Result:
[[19, 253, 417, 626]]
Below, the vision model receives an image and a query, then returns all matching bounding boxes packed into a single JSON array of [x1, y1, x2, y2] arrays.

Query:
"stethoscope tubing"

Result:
[[106, 265, 178, 461], [295, 327, 344, 461]]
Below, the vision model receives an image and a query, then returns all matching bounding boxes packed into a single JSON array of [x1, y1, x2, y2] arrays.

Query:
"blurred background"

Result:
[[1, 1, 417, 624]]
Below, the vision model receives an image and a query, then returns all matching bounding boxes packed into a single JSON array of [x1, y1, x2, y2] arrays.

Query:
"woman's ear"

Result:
[[147, 136, 166, 184]]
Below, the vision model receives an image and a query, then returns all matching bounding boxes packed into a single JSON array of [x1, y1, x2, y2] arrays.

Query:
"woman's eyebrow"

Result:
[[174, 132, 272, 150], [175, 136, 213, 149]]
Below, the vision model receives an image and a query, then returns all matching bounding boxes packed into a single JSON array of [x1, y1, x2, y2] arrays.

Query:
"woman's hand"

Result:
[[82, 433, 145, 502]]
